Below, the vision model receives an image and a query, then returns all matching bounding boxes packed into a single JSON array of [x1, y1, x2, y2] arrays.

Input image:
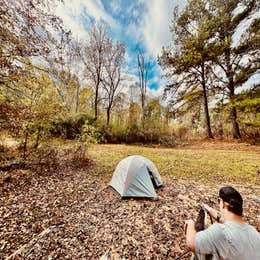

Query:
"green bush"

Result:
[[51, 113, 95, 139], [80, 121, 104, 144]]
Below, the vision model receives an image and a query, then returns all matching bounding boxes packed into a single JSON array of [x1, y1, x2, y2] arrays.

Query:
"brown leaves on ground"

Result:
[[177, 140, 260, 152], [0, 166, 259, 259]]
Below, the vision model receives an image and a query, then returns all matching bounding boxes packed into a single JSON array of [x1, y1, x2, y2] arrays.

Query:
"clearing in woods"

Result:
[[1, 143, 259, 259]]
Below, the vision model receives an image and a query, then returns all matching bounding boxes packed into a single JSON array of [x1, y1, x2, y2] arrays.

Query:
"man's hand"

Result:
[[203, 204, 211, 214], [203, 204, 223, 223], [184, 219, 195, 234], [184, 219, 196, 252]]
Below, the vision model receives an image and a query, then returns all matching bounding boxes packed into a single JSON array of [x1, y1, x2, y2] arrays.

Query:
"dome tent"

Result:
[[109, 155, 163, 198]]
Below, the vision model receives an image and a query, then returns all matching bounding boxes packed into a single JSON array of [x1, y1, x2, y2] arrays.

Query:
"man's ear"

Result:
[[222, 201, 228, 210], [220, 200, 225, 210]]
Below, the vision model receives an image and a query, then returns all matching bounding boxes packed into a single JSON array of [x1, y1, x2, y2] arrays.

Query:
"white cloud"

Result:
[[150, 75, 159, 84], [50, 1, 87, 39], [126, 22, 142, 42], [141, 0, 186, 58], [85, 0, 118, 28], [48, 0, 187, 96], [235, 72, 260, 94], [109, 0, 121, 14], [52, 0, 118, 40], [121, 72, 138, 88], [232, 10, 260, 47], [148, 85, 164, 98]]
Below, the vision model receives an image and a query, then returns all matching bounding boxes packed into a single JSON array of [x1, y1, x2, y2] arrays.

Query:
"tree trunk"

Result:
[[230, 106, 241, 138], [201, 64, 213, 139], [106, 106, 111, 126], [137, 53, 148, 130], [225, 50, 241, 139], [202, 84, 214, 139], [94, 83, 99, 121], [33, 127, 41, 149], [229, 88, 241, 139], [141, 96, 145, 130], [75, 84, 80, 113]]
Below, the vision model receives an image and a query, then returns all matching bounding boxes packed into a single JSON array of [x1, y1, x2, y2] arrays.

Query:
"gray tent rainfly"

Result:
[[109, 155, 163, 198]]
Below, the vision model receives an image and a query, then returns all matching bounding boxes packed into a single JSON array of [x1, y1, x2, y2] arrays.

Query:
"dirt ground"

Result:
[[176, 139, 260, 152], [1, 162, 259, 259]]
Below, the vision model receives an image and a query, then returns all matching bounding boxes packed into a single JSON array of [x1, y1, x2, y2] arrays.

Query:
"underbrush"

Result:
[[0, 140, 92, 175]]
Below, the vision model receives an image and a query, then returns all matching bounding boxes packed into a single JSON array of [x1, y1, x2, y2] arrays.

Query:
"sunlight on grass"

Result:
[[88, 144, 260, 185], [0, 132, 19, 148]]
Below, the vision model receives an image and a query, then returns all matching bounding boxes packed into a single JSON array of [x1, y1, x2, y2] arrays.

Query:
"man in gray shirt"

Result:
[[185, 186, 260, 260]]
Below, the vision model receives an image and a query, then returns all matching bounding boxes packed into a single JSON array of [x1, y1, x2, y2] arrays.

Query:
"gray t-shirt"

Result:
[[195, 221, 260, 260]]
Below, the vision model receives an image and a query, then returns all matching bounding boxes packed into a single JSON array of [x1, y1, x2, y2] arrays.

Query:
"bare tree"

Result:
[[81, 23, 108, 121], [137, 52, 150, 129], [101, 40, 125, 126], [43, 27, 85, 114], [0, 0, 64, 85]]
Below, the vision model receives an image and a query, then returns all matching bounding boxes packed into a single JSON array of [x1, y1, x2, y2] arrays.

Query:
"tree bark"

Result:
[[230, 106, 241, 138], [137, 53, 148, 130], [225, 50, 241, 139], [106, 105, 111, 126], [141, 96, 145, 130], [229, 84, 241, 139], [23, 126, 29, 160], [33, 127, 41, 149], [201, 63, 213, 139], [75, 83, 80, 113], [94, 82, 99, 121]]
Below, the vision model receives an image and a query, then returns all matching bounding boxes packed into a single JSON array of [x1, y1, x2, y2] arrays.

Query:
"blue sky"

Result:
[[53, 0, 187, 95]]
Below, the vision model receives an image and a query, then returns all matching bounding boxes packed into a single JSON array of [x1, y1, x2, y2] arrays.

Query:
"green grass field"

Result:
[[88, 144, 260, 185]]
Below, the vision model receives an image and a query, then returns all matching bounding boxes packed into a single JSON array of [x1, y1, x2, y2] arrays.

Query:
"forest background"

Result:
[[1, 0, 259, 158], [0, 1, 259, 259]]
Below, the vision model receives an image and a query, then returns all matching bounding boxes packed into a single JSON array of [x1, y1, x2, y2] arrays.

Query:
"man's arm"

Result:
[[185, 220, 196, 252], [203, 204, 224, 223]]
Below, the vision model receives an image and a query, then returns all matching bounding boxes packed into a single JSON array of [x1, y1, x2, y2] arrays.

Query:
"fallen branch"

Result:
[[0, 162, 23, 171], [6, 228, 52, 260]]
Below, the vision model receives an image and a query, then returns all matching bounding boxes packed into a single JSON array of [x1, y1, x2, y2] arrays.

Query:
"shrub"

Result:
[[80, 121, 103, 144], [51, 113, 95, 139]]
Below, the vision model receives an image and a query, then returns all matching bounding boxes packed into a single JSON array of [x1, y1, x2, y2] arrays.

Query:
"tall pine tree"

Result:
[[159, 0, 223, 138], [209, 0, 259, 138]]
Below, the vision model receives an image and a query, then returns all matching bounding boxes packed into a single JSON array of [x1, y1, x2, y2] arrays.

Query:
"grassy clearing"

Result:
[[88, 144, 260, 185]]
